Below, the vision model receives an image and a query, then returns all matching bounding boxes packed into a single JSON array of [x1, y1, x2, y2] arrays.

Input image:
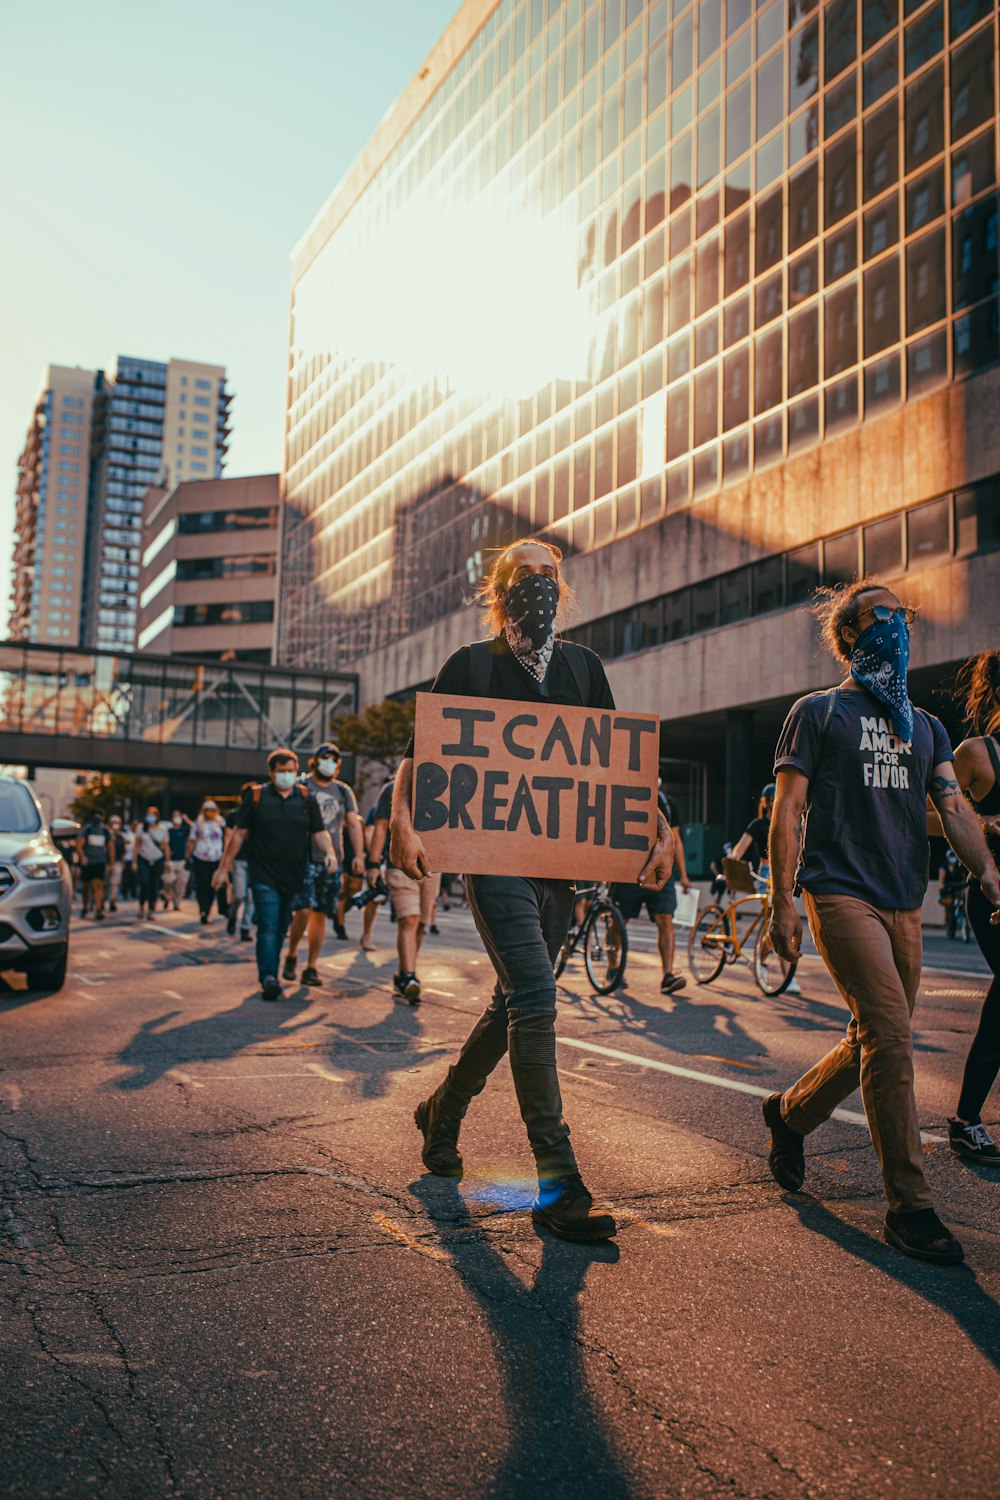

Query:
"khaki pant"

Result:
[[386, 868, 441, 923], [781, 892, 932, 1214], [163, 859, 188, 908]]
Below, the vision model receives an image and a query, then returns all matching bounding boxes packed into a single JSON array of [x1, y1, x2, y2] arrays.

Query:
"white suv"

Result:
[[0, 777, 72, 991]]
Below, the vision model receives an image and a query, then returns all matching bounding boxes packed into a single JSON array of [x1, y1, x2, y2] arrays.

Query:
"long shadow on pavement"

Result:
[[409, 1175, 631, 1499], [323, 997, 447, 1101], [570, 981, 764, 1065], [790, 1196, 1000, 1374], [112, 994, 324, 1091]]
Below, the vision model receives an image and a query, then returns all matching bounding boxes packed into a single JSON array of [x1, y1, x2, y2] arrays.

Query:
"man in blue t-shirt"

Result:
[[763, 580, 1000, 1266]]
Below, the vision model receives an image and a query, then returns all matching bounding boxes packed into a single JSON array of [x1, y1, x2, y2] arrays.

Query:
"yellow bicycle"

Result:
[[687, 858, 798, 997]]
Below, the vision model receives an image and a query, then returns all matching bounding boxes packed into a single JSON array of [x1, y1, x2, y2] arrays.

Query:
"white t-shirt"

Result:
[[136, 823, 169, 862]]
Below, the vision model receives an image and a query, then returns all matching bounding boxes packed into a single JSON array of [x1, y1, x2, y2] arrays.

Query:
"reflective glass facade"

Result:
[[282, 0, 999, 673]]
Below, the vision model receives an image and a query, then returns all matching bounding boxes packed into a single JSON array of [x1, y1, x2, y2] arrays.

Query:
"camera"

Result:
[[351, 876, 388, 910]]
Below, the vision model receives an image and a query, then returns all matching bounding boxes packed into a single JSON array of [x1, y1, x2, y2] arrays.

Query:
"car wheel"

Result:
[[26, 947, 68, 993]]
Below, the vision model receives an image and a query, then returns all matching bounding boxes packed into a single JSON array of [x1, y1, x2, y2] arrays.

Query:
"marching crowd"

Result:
[[56, 537, 1000, 1260]]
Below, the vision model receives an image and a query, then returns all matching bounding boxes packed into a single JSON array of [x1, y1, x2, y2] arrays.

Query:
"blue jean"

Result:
[[439, 875, 577, 1181], [251, 881, 295, 984]]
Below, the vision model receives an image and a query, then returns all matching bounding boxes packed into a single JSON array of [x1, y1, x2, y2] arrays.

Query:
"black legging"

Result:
[[192, 858, 227, 918], [958, 881, 1000, 1121]]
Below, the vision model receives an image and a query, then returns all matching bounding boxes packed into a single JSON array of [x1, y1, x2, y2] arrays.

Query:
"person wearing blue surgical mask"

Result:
[[763, 581, 1000, 1267], [213, 749, 336, 1001]]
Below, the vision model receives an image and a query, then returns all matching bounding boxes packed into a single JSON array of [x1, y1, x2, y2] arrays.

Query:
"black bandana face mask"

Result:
[[503, 573, 560, 683]]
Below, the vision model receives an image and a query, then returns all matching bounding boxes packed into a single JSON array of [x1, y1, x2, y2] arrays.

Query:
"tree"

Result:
[[332, 698, 416, 799], [71, 773, 164, 824]]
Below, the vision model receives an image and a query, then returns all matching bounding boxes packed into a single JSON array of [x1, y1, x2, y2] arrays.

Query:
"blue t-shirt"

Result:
[[774, 682, 953, 910]]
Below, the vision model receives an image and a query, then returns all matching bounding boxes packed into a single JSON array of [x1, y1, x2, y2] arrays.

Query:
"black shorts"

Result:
[[611, 880, 677, 921], [82, 864, 107, 883], [292, 864, 341, 917]]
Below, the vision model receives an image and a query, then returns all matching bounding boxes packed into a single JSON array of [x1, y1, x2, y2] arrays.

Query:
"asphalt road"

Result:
[[1, 898, 998, 1500]]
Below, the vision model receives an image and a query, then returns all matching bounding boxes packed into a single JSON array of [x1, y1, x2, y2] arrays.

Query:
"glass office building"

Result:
[[282, 0, 999, 841]]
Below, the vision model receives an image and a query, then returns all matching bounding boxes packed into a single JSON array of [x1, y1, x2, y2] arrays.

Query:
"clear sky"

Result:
[[0, 0, 460, 612]]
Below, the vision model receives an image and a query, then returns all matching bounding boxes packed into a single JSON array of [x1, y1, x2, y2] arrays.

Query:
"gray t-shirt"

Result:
[[774, 681, 953, 910], [304, 776, 358, 869]]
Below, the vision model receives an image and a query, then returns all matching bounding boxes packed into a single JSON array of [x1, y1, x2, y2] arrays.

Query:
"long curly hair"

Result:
[[811, 576, 914, 664], [476, 537, 576, 637], [956, 649, 1000, 736]]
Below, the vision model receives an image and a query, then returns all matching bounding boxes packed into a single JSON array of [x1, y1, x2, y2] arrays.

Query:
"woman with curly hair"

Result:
[[939, 649, 1000, 1165]]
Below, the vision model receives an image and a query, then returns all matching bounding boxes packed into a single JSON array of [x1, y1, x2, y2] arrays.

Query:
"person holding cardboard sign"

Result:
[[389, 539, 674, 1242]]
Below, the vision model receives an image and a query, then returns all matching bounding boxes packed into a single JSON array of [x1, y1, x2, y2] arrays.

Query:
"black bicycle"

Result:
[[554, 882, 628, 994]]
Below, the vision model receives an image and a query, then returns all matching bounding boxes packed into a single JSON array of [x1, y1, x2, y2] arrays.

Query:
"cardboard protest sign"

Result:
[[412, 692, 660, 881]]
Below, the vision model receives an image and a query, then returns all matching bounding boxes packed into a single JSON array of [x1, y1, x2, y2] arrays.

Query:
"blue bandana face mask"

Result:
[[850, 614, 914, 741]]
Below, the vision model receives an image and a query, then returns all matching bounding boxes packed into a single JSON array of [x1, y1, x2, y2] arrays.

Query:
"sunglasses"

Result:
[[856, 604, 917, 625]]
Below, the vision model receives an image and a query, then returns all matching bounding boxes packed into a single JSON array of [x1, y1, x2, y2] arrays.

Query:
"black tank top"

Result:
[[972, 737, 1000, 854]]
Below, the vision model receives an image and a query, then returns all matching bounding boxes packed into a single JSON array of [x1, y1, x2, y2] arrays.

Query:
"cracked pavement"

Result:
[[1, 906, 998, 1498]]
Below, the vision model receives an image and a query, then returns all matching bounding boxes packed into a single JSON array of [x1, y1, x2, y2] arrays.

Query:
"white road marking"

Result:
[[304, 1062, 347, 1083], [146, 924, 196, 941], [166, 1070, 205, 1090], [556, 1035, 947, 1143], [77, 975, 107, 987], [162, 990, 185, 1001]]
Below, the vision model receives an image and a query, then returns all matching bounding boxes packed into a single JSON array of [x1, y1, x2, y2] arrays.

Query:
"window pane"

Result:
[[904, 3, 943, 75], [789, 246, 819, 303], [864, 256, 901, 356], [825, 221, 858, 283], [824, 0, 856, 83], [905, 63, 944, 173], [906, 227, 946, 334], [954, 297, 1000, 377], [907, 497, 951, 565], [864, 37, 898, 108], [905, 162, 945, 234], [667, 381, 690, 459], [789, 161, 819, 248], [952, 126, 996, 208], [863, 0, 896, 50], [788, 393, 820, 450], [906, 326, 948, 396], [663, 587, 692, 639], [755, 186, 784, 274], [864, 194, 900, 259], [952, 197, 999, 312], [825, 281, 859, 376], [864, 100, 899, 201], [789, 17, 820, 111], [950, 0, 993, 43], [694, 364, 719, 445], [752, 555, 785, 614], [788, 304, 819, 394], [823, 528, 860, 583], [864, 515, 903, 574], [825, 131, 857, 226], [721, 566, 752, 623], [955, 478, 1000, 555], [825, 70, 857, 137], [692, 578, 720, 631], [865, 351, 901, 413], [757, 50, 785, 139], [635, 595, 663, 648], [726, 79, 751, 164], [755, 326, 783, 413], [723, 345, 750, 428], [951, 26, 996, 143], [787, 541, 821, 603], [825, 372, 859, 432]]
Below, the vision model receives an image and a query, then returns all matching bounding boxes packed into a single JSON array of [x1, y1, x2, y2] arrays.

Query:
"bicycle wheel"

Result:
[[554, 930, 574, 979], [584, 901, 628, 994], [754, 923, 798, 997], [688, 905, 727, 985]]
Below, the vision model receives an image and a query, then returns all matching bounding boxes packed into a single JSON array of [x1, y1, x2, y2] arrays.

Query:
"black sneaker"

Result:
[[948, 1117, 1000, 1165], [884, 1208, 964, 1264], [762, 1093, 805, 1192], [261, 976, 282, 1002], [109, 901, 117, 913], [532, 1173, 617, 1241], [240, 927, 251, 941], [429, 924, 439, 935], [414, 1095, 463, 1177], [281, 955, 297, 982], [660, 972, 686, 994], [227, 912, 237, 936], [95, 910, 105, 922], [333, 921, 348, 941], [393, 971, 421, 1003], [301, 966, 321, 988]]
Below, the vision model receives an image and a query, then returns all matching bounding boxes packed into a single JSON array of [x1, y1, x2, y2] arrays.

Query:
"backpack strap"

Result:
[[819, 685, 841, 741], [984, 735, 1000, 787], [468, 639, 495, 698]]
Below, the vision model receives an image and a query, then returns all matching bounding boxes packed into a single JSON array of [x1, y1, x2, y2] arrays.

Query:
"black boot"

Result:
[[414, 1089, 463, 1177], [532, 1174, 617, 1241]]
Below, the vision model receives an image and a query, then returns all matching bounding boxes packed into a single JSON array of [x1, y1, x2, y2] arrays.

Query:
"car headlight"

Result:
[[17, 858, 64, 880]]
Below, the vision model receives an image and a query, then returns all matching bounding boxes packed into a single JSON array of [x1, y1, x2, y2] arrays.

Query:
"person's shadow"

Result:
[[409, 1175, 633, 1498], [112, 994, 324, 1091], [789, 1196, 1000, 1373], [324, 995, 446, 1101]]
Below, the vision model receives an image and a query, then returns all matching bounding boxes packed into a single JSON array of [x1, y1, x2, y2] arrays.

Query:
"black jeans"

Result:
[[958, 882, 1000, 1121], [192, 858, 226, 918], [440, 875, 577, 1182]]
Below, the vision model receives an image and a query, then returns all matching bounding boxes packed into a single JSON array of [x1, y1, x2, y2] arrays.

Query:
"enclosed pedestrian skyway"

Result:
[[0, 642, 358, 780]]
